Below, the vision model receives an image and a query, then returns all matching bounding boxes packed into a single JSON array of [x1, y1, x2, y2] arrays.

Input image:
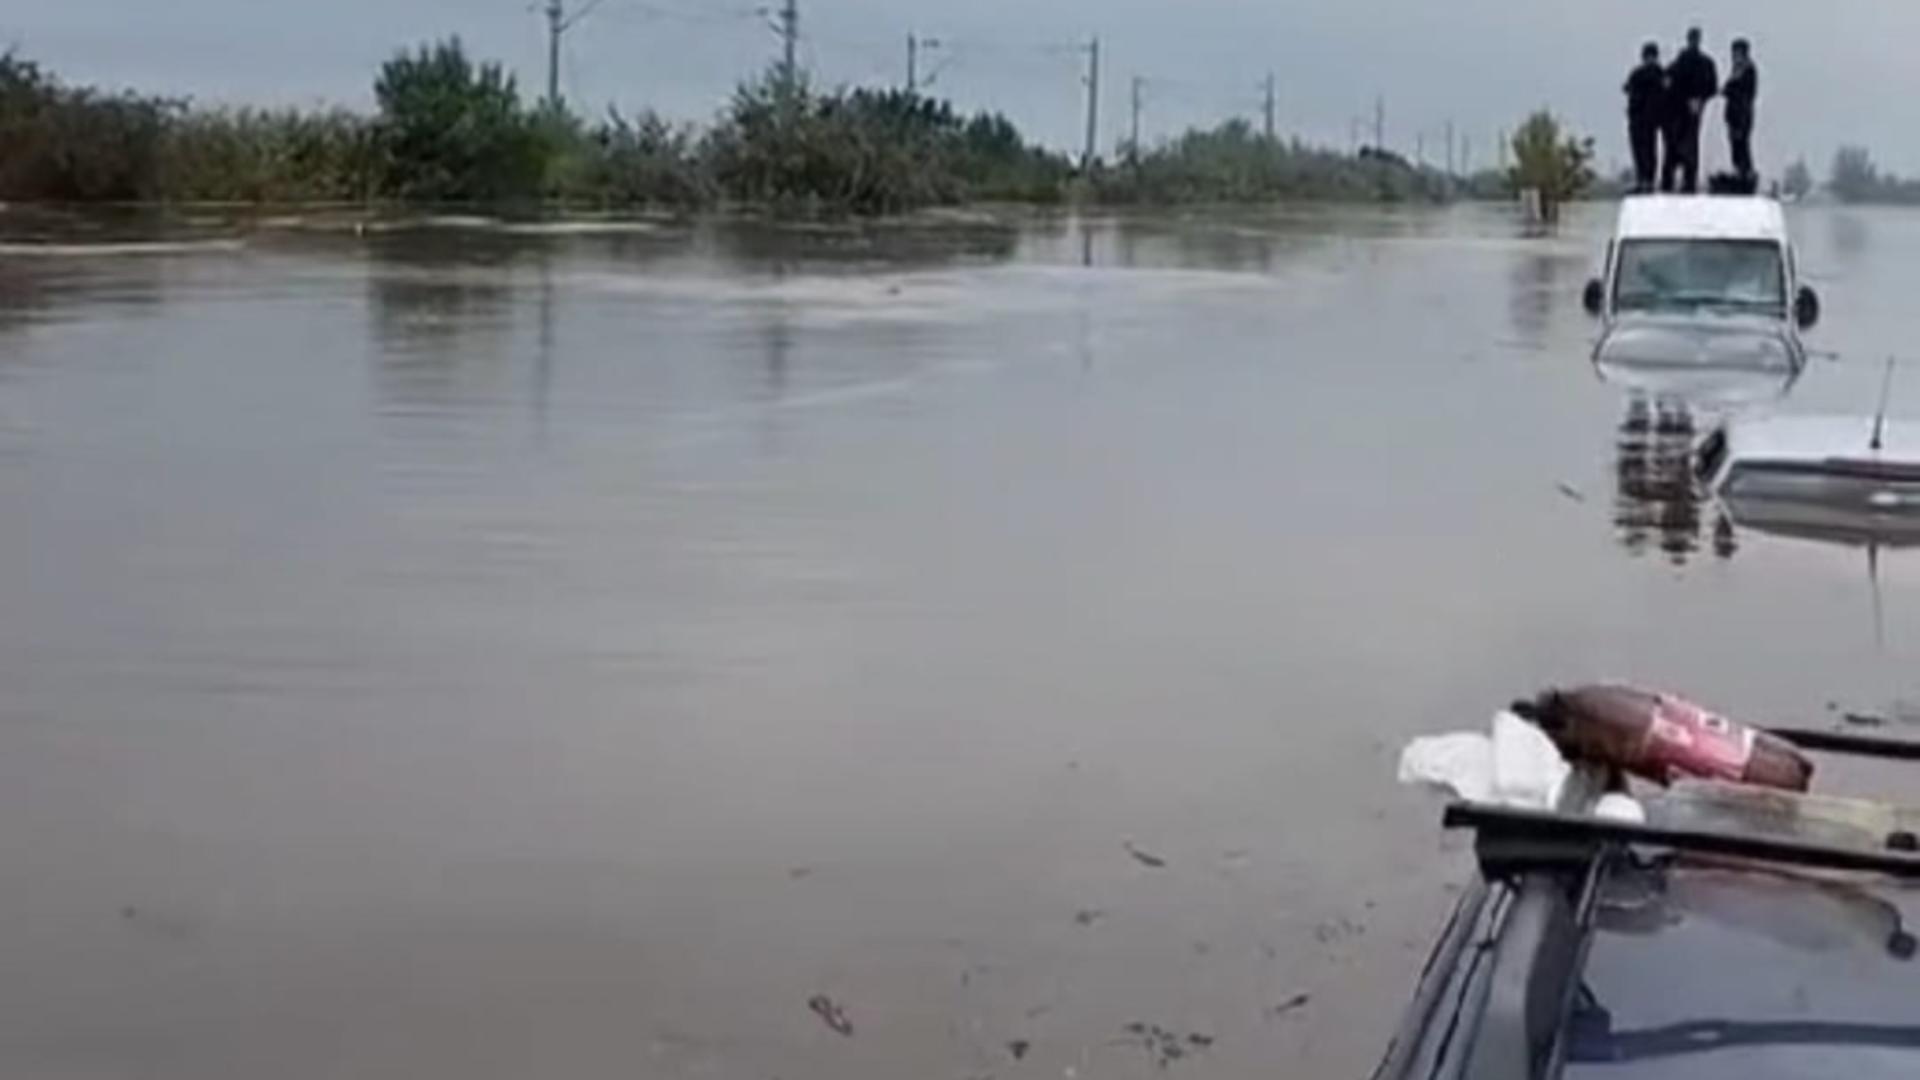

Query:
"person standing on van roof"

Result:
[[1623, 42, 1667, 194], [1723, 38, 1760, 182], [1661, 26, 1719, 194]]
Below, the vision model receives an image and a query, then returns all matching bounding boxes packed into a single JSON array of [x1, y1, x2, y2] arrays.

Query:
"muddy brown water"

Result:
[[2, 203, 1918, 1078]]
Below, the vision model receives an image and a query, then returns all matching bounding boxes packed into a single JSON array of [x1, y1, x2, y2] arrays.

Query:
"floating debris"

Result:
[[1556, 482, 1588, 504], [1123, 842, 1168, 869], [1119, 1022, 1214, 1068], [1271, 993, 1312, 1019], [788, 866, 815, 880], [1073, 908, 1108, 927], [807, 994, 854, 1037], [1844, 712, 1891, 728], [1314, 918, 1364, 944], [1007, 1039, 1031, 1061]]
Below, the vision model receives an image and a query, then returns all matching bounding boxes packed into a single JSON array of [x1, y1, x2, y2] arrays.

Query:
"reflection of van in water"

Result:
[[1583, 197, 1821, 403]]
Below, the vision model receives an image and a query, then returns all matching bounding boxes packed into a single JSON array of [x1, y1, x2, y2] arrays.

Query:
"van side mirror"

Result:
[[1795, 285, 1821, 331], [1582, 278, 1605, 317]]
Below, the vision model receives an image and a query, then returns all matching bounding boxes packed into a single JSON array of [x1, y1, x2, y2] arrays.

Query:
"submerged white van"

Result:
[[1582, 196, 1821, 399]]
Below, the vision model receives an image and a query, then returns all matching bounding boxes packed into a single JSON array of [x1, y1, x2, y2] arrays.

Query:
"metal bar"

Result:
[[1444, 803, 1920, 879], [1767, 728, 1920, 760]]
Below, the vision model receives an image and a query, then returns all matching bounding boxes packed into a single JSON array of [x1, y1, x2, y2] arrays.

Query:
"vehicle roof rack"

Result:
[[1446, 802, 1920, 880]]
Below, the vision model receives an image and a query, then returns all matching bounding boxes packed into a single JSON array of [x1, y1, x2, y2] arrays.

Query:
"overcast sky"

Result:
[[14, 0, 1919, 178]]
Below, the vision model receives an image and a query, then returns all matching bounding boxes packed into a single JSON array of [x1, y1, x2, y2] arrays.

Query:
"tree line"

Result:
[[1, 39, 1589, 216]]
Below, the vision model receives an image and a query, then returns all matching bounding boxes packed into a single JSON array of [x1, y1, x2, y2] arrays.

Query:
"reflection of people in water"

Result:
[[1613, 397, 1736, 562]]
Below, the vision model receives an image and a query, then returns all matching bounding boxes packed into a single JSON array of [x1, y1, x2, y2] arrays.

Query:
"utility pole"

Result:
[[1416, 131, 1425, 168], [1373, 96, 1385, 155], [1082, 36, 1101, 171], [542, 0, 606, 111], [1349, 117, 1360, 156], [545, 0, 563, 109], [1262, 73, 1277, 142], [1129, 75, 1144, 159], [780, 0, 800, 89], [906, 33, 939, 92], [1462, 134, 1472, 176], [1445, 120, 1456, 177], [1497, 128, 1509, 171]]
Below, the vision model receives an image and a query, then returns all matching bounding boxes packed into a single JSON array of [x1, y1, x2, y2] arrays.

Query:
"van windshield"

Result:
[[1615, 239, 1786, 316]]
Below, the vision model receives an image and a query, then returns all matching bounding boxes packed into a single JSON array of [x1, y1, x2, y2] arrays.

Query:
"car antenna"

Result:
[[1872, 356, 1897, 453]]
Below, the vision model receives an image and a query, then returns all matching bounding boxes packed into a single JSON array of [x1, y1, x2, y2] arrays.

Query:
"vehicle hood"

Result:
[[1594, 315, 1803, 407]]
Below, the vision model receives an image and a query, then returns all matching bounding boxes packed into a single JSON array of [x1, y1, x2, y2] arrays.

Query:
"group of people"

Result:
[[1623, 26, 1759, 195]]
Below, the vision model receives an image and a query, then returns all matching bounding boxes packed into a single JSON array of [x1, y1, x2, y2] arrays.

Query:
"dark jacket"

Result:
[[1667, 46, 1720, 119], [1724, 60, 1758, 129], [1624, 61, 1667, 124]]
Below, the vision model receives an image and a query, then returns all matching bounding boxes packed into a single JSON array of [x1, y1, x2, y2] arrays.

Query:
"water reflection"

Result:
[[1507, 248, 1561, 349], [1613, 396, 1734, 563], [1720, 487, 1920, 650], [1830, 211, 1870, 263], [366, 234, 524, 411], [700, 217, 1020, 275]]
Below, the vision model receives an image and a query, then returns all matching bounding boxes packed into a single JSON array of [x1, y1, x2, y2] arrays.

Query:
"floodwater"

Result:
[[1, 202, 1917, 1079]]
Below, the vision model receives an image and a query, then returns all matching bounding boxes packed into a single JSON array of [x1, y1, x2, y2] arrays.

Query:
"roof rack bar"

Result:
[[1768, 728, 1920, 761], [1444, 802, 1920, 879]]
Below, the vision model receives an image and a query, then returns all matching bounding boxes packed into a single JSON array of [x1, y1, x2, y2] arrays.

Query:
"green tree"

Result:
[[372, 37, 548, 202], [1506, 110, 1593, 217], [573, 108, 713, 208], [0, 51, 173, 201]]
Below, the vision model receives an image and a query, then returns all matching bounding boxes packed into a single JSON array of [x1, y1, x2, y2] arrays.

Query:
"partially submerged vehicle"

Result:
[[1583, 197, 1820, 407], [1700, 411, 1920, 522], [1376, 730, 1920, 1080]]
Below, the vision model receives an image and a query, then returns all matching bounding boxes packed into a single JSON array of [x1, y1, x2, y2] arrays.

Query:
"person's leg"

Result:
[[1660, 124, 1680, 192], [1630, 124, 1652, 192], [1682, 113, 1701, 194], [1731, 123, 1753, 178]]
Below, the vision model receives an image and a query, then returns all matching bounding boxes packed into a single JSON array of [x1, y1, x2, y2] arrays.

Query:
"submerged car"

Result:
[[1375, 735, 1920, 1080], [1583, 197, 1820, 406]]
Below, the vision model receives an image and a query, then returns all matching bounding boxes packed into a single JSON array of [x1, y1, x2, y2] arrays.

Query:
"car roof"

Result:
[[1724, 414, 1920, 464], [1616, 195, 1789, 243]]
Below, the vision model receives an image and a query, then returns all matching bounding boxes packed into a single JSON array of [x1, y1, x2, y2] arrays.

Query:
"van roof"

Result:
[[1616, 195, 1789, 243]]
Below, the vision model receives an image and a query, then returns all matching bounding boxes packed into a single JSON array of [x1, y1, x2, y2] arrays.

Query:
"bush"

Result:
[[1091, 119, 1446, 205], [372, 37, 549, 202], [701, 75, 1068, 216], [704, 75, 946, 215], [573, 109, 714, 209], [159, 108, 375, 202], [0, 51, 173, 201]]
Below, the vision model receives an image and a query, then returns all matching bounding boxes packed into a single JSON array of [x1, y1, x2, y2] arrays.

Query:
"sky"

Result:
[[13, 0, 1920, 178]]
